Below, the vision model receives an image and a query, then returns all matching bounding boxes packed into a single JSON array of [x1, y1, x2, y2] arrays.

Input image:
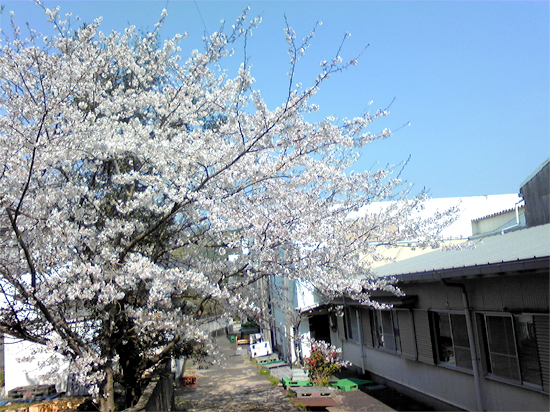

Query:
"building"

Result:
[[338, 223, 549, 411], [263, 194, 526, 368], [264, 159, 549, 411], [520, 159, 550, 227], [333, 158, 550, 411]]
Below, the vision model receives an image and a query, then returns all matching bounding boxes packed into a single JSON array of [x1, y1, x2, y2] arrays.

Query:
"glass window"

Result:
[[372, 310, 400, 353], [450, 314, 472, 369], [515, 314, 543, 387], [433, 312, 472, 370], [479, 313, 543, 388], [345, 307, 359, 341], [485, 315, 520, 381]]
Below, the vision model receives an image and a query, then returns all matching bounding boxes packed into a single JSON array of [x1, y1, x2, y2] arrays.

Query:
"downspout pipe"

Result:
[[501, 199, 524, 235], [440, 279, 485, 412], [341, 295, 347, 361], [342, 295, 366, 373], [358, 314, 366, 374], [356, 303, 366, 374]]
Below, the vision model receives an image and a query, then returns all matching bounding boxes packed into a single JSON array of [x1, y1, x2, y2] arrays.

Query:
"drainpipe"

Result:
[[357, 308, 366, 374], [441, 279, 485, 412], [341, 295, 347, 360], [284, 273, 292, 363], [501, 199, 524, 234], [342, 295, 366, 373]]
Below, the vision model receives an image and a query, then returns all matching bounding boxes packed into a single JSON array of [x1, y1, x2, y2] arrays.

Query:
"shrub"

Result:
[[304, 340, 349, 386]]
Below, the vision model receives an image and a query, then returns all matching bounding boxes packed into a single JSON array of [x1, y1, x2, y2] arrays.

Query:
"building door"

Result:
[[309, 314, 331, 344]]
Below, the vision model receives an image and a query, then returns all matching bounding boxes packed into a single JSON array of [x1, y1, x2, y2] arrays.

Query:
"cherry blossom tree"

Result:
[[0, 4, 456, 411]]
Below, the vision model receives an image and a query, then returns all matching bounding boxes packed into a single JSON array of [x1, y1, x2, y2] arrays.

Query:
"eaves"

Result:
[[391, 256, 550, 284]]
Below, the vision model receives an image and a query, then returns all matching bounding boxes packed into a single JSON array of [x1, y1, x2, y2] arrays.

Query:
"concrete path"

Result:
[[174, 337, 299, 412], [174, 336, 397, 412]]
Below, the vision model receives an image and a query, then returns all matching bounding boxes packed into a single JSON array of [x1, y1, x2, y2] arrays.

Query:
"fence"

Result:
[[123, 316, 231, 411], [122, 365, 174, 412]]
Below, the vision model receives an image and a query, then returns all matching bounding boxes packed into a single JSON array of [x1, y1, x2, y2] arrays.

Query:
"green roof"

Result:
[[373, 223, 550, 280]]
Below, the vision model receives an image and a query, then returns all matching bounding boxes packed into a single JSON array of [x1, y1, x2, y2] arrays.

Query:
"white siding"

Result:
[[4, 336, 69, 392]]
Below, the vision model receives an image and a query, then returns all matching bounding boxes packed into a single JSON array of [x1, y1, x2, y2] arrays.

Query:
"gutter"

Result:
[[440, 279, 485, 412], [393, 256, 549, 283]]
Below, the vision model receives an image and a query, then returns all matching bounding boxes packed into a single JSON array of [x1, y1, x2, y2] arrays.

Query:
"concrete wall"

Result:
[[123, 366, 174, 412]]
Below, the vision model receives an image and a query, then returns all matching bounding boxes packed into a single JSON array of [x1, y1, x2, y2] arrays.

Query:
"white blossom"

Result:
[[0, 5, 456, 411]]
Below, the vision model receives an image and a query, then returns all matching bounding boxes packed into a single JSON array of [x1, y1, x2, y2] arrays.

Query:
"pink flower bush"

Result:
[[304, 340, 349, 386]]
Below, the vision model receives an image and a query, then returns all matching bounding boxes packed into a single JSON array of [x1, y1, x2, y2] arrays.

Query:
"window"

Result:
[[432, 312, 472, 370], [344, 307, 360, 341], [478, 313, 543, 388], [515, 314, 543, 387], [372, 310, 401, 353]]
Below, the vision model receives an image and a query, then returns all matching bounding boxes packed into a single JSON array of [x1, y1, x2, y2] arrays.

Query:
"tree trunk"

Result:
[[100, 361, 115, 412], [121, 354, 141, 408]]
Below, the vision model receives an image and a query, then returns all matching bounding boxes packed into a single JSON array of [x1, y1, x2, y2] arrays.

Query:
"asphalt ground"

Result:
[[174, 336, 401, 412]]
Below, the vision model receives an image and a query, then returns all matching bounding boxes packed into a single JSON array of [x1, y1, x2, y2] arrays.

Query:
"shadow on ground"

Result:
[[359, 386, 434, 412], [332, 369, 434, 412]]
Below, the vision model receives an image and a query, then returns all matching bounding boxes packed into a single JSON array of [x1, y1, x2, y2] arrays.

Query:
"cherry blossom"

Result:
[[0, 5, 456, 411]]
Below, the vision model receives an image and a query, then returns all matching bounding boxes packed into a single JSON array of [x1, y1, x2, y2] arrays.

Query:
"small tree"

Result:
[[0, 4, 456, 411]]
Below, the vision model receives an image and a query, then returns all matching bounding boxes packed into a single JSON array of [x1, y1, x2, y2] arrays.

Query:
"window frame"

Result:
[[371, 309, 401, 354], [431, 310, 473, 372], [477, 312, 544, 391], [344, 306, 360, 343]]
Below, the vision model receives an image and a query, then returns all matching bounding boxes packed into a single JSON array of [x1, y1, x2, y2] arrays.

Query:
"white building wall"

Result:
[[360, 345, 478, 411], [351, 194, 522, 239], [268, 273, 325, 362], [481, 378, 549, 411], [4, 336, 69, 393], [298, 320, 311, 359], [295, 280, 318, 310], [340, 340, 363, 371]]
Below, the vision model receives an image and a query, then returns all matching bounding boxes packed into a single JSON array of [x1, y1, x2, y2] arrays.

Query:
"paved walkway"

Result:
[[174, 336, 299, 412], [174, 336, 396, 412]]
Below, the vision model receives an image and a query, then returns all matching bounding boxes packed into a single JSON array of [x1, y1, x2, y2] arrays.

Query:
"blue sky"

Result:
[[2, 0, 549, 198]]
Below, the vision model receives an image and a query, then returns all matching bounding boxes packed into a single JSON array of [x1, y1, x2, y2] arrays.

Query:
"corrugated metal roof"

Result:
[[373, 223, 550, 278], [471, 204, 525, 222]]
